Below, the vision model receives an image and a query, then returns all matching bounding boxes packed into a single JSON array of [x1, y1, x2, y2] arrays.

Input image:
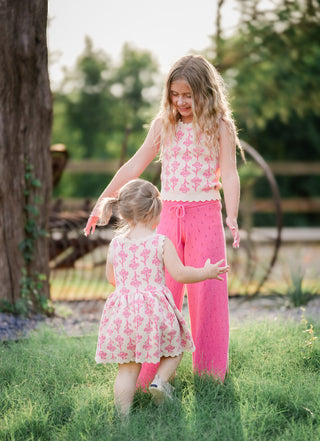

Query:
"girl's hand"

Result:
[[204, 258, 230, 281], [84, 215, 99, 236], [226, 217, 240, 249]]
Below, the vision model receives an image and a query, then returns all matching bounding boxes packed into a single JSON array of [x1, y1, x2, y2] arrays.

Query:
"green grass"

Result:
[[1, 320, 319, 441]]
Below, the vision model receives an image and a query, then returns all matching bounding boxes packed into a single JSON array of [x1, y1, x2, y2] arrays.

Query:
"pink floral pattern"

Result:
[[95, 234, 195, 364], [161, 121, 222, 202]]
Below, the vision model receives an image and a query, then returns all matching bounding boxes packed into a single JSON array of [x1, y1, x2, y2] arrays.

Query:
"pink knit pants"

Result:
[[137, 200, 229, 388]]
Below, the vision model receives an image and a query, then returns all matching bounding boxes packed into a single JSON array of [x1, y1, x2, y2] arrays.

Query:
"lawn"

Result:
[[1, 319, 319, 441]]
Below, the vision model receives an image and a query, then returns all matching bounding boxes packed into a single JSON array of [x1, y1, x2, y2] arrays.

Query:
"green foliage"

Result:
[[207, 0, 320, 226], [215, 0, 320, 159], [18, 269, 53, 316], [285, 263, 317, 307], [112, 42, 160, 130], [238, 161, 264, 186], [51, 93, 85, 158], [52, 172, 114, 199], [55, 37, 115, 159], [1, 321, 319, 440], [14, 161, 53, 316], [216, 0, 320, 135], [301, 311, 319, 366], [51, 38, 159, 161], [51, 39, 160, 200]]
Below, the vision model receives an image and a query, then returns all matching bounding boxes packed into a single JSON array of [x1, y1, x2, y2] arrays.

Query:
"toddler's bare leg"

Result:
[[114, 362, 141, 416], [156, 353, 183, 382]]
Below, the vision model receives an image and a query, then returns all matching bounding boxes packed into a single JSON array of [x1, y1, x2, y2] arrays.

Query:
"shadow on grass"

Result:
[[4, 320, 320, 440], [104, 371, 245, 441], [0, 331, 243, 441], [182, 374, 245, 441]]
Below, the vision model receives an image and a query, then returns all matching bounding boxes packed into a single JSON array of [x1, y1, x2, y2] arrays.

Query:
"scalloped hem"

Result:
[[95, 348, 194, 365], [161, 196, 221, 203]]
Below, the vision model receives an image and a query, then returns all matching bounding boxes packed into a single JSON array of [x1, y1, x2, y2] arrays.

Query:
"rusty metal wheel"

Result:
[[226, 141, 283, 296]]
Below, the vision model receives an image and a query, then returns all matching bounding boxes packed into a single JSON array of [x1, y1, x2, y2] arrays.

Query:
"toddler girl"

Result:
[[95, 179, 229, 416]]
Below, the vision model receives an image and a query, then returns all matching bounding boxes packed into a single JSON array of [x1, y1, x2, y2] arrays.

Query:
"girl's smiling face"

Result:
[[170, 79, 193, 123]]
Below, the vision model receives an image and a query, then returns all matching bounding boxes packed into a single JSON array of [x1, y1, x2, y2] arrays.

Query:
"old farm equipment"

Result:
[[49, 145, 116, 299]]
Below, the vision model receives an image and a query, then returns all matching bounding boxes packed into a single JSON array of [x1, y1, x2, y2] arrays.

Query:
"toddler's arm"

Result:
[[106, 243, 116, 286], [163, 238, 229, 284], [106, 260, 116, 287]]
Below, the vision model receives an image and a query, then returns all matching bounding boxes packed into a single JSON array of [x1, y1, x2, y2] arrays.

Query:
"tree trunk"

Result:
[[0, 0, 52, 310]]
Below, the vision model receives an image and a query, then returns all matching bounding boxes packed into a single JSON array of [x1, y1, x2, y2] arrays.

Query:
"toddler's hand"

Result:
[[84, 215, 99, 236], [204, 258, 229, 281], [226, 217, 240, 249]]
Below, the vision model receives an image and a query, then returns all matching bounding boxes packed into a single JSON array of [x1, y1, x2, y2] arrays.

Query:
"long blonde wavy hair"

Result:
[[158, 55, 242, 154]]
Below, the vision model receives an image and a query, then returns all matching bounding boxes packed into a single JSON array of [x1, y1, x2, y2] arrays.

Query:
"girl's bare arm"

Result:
[[219, 119, 241, 248], [84, 118, 162, 235]]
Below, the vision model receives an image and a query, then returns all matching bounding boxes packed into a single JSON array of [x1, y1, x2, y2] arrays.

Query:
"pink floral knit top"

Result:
[[160, 121, 222, 202]]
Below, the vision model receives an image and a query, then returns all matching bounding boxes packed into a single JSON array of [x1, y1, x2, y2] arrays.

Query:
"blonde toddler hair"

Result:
[[98, 179, 162, 228]]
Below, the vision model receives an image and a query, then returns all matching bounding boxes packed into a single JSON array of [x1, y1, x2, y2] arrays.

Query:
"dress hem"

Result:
[[95, 348, 195, 365]]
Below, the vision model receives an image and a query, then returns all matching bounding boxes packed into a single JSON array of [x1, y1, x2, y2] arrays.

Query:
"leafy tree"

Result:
[[210, 0, 320, 159], [51, 39, 159, 161], [110, 42, 160, 164], [51, 40, 160, 197], [54, 37, 116, 159], [207, 0, 320, 226]]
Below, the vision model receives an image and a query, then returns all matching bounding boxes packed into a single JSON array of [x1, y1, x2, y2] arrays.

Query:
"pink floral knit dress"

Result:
[[95, 233, 195, 364]]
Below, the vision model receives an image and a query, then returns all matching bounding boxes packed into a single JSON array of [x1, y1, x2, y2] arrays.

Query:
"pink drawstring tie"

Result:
[[169, 204, 186, 246]]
